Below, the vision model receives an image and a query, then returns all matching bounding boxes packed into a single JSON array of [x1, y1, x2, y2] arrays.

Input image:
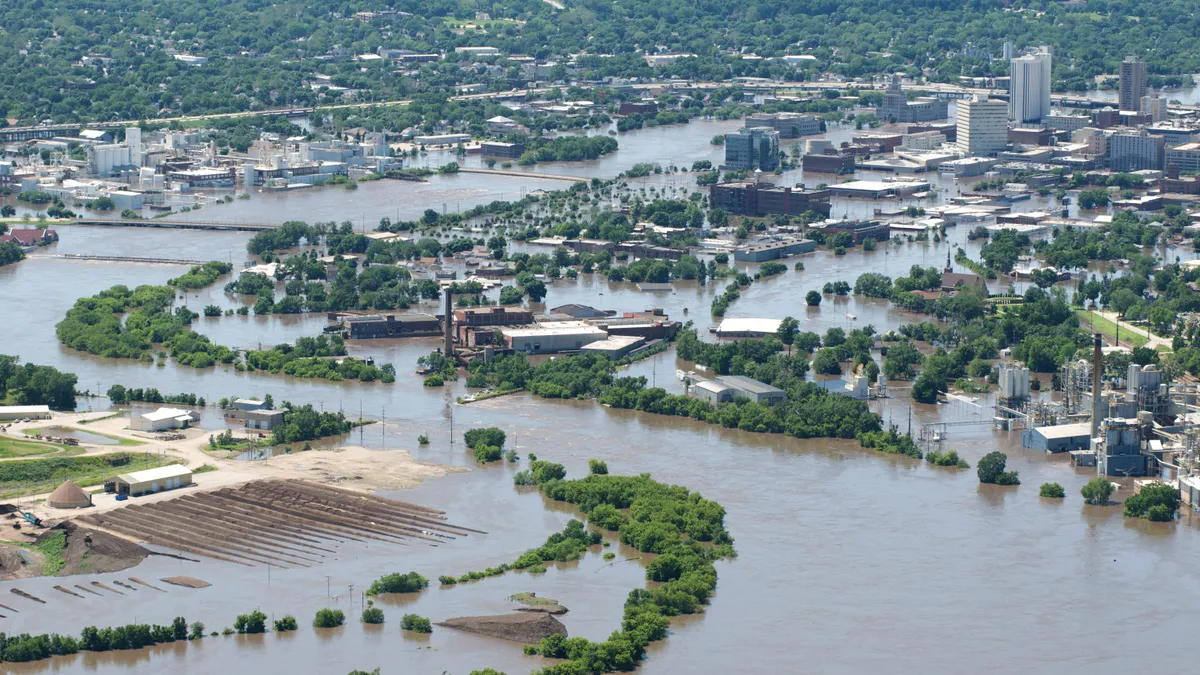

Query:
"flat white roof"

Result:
[[1034, 422, 1093, 439], [118, 464, 192, 484], [832, 180, 930, 191], [0, 405, 51, 414], [140, 407, 193, 422], [581, 335, 644, 351], [717, 317, 783, 334], [694, 380, 732, 393], [503, 322, 607, 339]]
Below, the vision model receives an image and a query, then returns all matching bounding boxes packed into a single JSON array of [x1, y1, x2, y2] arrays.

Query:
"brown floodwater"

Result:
[[3, 118, 1200, 674]]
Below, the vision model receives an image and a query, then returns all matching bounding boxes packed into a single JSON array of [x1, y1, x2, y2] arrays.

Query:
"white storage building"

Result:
[[133, 407, 196, 432], [112, 465, 193, 497], [502, 322, 608, 355], [0, 405, 51, 420]]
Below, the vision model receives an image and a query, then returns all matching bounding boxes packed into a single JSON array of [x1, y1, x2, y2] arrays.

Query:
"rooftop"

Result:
[[716, 317, 783, 334], [716, 375, 786, 396], [502, 322, 608, 338], [1034, 422, 1094, 439], [0, 405, 51, 415], [140, 407, 194, 422], [117, 464, 192, 484]]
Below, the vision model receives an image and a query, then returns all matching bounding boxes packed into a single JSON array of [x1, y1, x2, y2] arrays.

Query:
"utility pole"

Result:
[[382, 407, 386, 450], [325, 575, 331, 598]]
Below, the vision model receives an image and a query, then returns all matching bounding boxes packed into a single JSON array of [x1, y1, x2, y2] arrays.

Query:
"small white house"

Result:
[[133, 407, 196, 432]]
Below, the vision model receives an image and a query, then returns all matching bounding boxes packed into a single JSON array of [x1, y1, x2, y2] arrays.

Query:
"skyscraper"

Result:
[[1009, 47, 1052, 123], [957, 96, 1009, 156], [1119, 56, 1147, 112]]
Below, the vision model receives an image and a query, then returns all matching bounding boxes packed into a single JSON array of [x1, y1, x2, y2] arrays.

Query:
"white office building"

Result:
[[1009, 47, 1052, 123], [957, 96, 1009, 156]]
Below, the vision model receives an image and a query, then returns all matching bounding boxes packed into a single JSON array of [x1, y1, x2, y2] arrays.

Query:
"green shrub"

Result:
[[588, 459, 608, 475], [313, 609, 345, 628], [400, 614, 432, 633], [273, 616, 297, 632], [506, 449, 519, 462], [366, 571, 428, 595], [1039, 483, 1065, 499], [438, 575, 457, 585], [464, 427, 506, 449], [925, 449, 968, 468], [1081, 477, 1114, 505], [417, 434, 429, 445], [474, 444, 503, 462], [233, 610, 266, 634], [361, 608, 385, 624]]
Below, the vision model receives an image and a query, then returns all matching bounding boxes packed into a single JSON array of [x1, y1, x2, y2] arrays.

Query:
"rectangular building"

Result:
[[1021, 422, 1093, 453], [743, 112, 822, 139], [112, 465, 193, 497], [715, 375, 786, 405], [1119, 56, 1147, 113], [690, 380, 734, 404], [879, 75, 949, 123], [580, 335, 645, 360], [245, 409, 286, 431], [733, 238, 816, 262], [715, 317, 782, 338], [0, 405, 51, 420], [828, 180, 931, 199], [132, 408, 196, 432], [957, 96, 1009, 156], [724, 127, 780, 171], [709, 181, 831, 217], [1165, 142, 1200, 173], [346, 314, 441, 339], [502, 322, 608, 354], [480, 141, 524, 158], [1009, 47, 1052, 123], [1045, 114, 1091, 133], [1108, 131, 1164, 172]]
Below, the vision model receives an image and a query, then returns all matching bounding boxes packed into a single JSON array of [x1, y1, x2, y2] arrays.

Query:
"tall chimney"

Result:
[[1091, 333, 1103, 438], [443, 288, 453, 356]]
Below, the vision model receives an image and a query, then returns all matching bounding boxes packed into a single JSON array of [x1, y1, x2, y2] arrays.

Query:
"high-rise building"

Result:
[[1119, 56, 1147, 112], [956, 96, 1009, 156], [1009, 47, 1052, 123], [724, 127, 780, 171]]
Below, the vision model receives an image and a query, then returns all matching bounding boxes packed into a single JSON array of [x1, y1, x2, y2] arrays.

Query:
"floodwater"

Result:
[[3, 118, 1200, 675], [33, 426, 119, 446]]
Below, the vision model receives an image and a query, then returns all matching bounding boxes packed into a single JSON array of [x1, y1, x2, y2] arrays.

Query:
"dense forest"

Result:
[[0, 0, 1197, 123]]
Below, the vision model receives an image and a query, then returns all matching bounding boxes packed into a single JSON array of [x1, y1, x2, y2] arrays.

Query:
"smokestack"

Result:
[[1091, 333, 1103, 438], [443, 289, 453, 356]]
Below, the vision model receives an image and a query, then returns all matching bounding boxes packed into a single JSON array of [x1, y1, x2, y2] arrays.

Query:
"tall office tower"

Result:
[[1009, 46, 1052, 123], [1119, 56, 1147, 112]]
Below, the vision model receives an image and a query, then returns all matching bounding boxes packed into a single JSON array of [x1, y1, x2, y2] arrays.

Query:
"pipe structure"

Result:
[[1091, 332, 1103, 438]]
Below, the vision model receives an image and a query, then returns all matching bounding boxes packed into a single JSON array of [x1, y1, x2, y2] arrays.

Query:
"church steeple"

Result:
[[945, 249, 952, 273]]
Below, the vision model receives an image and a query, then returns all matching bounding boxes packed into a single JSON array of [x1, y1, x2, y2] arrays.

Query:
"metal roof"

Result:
[[139, 407, 194, 422], [117, 464, 192, 484], [1033, 422, 1093, 439], [716, 375, 785, 396], [0, 405, 51, 414], [716, 317, 783, 334]]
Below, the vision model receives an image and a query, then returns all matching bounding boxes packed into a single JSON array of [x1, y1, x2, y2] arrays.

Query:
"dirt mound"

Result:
[[510, 592, 568, 615], [0, 543, 40, 580], [55, 521, 149, 576], [438, 612, 567, 644], [161, 576, 210, 589]]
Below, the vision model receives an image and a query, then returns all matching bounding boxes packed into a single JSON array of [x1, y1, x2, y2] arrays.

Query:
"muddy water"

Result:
[[4, 119, 1200, 673]]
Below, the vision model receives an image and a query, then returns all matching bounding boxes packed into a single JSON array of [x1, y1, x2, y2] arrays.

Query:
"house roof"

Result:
[[942, 272, 982, 288], [2, 229, 54, 246]]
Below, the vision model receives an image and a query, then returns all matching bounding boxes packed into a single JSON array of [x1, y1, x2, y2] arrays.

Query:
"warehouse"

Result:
[[580, 335, 645, 360], [246, 409, 287, 431], [0, 405, 51, 420], [501, 322, 608, 355], [715, 375, 787, 405], [715, 317, 783, 339], [1021, 422, 1093, 453], [110, 465, 193, 497], [132, 407, 196, 432], [346, 314, 441, 339], [690, 380, 734, 404], [733, 238, 816, 262]]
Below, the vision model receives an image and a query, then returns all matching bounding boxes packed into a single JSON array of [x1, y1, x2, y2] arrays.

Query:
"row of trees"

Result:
[[0, 355, 78, 411]]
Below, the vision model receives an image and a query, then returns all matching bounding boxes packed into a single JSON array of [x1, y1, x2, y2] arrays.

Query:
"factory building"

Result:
[[733, 238, 816, 262], [580, 335, 645, 360], [690, 380, 735, 404], [1096, 417, 1149, 477], [501, 322, 608, 355], [715, 317, 783, 339], [109, 465, 193, 497], [345, 314, 442, 339], [1021, 422, 1093, 453]]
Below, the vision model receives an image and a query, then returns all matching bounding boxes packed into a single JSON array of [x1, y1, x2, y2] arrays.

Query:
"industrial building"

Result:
[[108, 465, 193, 497], [501, 322, 608, 354], [715, 317, 783, 338], [0, 405, 51, 420], [233, 399, 267, 411], [580, 335, 645, 360], [827, 181, 930, 200], [715, 376, 786, 405], [132, 407, 196, 432], [1096, 417, 1149, 477], [246, 409, 287, 431], [454, 306, 534, 343], [733, 238, 816, 262], [690, 380, 734, 404], [345, 314, 442, 339], [1021, 423, 1093, 453], [810, 218, 891, 244], [709, 180, 832, 218]]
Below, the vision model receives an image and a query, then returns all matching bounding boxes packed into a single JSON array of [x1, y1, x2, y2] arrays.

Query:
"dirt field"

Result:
[[0, 411, 464, 545], [438, 612, 568, 643]]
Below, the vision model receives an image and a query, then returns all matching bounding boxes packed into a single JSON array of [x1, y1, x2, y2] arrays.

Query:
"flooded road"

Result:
[[3, 117, 1200, 675]]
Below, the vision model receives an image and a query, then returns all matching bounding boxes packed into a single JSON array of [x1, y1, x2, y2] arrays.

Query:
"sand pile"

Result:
[[438, 612, 567, 644], [161, 576, 210, 588]]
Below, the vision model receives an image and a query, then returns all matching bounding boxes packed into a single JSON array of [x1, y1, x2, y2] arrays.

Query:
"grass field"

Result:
[[0, 453, 179, 499], [0, 437, 75, 459], [1076, 310, 1149, 348]]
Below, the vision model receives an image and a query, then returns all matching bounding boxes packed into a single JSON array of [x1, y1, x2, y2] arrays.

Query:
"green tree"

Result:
[[234, 610, 266, 634], [812, 348, 842, 375], [400, 614, 432, 633], [1081, 477, 1114, 505], [313, 609, 345, 628], [977, 451, 1007, 484], [776, 316, 799, 353], [1123, 482, 1179, 520], [1039, 482, 1065, 499], [805, 290, 821, 307], [361, 607, 385, 624]]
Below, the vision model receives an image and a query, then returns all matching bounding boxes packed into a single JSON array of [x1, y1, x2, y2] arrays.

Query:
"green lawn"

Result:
[[1076, 310, 1149, 348], [0, 453, 179, 499], [0, 437, 73, 459]]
